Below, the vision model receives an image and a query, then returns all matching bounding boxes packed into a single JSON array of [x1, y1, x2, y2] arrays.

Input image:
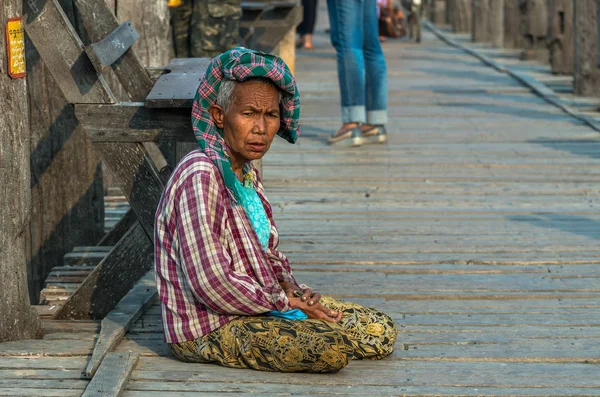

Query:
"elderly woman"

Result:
[[155, 48, 398, 373]]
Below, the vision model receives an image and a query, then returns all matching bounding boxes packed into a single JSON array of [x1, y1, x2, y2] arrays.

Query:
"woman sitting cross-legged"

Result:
[[154, 47, 398, 372]]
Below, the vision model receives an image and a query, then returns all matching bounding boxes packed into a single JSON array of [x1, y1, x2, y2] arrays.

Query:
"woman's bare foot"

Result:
[[360, 124, 387, 143], [335, 123, 359, 136], [328, 123, 363, 145], [303, 34, 314, 49], [360, 124, 376, 133]]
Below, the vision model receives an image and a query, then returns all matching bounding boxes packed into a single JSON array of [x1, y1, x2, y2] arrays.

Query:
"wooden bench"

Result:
[[24, 0, 302, 382]]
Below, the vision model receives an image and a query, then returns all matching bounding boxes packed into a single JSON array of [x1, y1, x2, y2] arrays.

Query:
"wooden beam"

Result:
[[85, 21, 139, 72], [23, 0, 115, 104], [74, 0, 154, 101], [83, 270, 156, 378], [75, 103, 194, 143], [93, 142, 164, 238], [97, 208, 137, 246], [82, 352, 139, 395], [144, 58, 211, 108], [53, 222, 154, 320]]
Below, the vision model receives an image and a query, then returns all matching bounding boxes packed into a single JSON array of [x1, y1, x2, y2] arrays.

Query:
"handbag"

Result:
[[378, 0, 407, 38]]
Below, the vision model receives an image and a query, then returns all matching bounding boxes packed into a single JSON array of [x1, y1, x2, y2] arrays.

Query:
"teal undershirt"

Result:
[[233, 176, 307, 321]]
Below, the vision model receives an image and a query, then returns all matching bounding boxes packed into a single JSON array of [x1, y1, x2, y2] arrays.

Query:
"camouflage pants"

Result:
[[170, 0, 242, 58], [169, 297, 398, 373]]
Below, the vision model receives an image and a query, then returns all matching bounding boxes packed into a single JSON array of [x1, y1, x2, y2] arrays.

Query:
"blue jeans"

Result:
[[327, 0, 388, 125]]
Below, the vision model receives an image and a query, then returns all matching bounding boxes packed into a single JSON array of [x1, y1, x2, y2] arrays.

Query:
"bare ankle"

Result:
[[342, 122, 359, 130]]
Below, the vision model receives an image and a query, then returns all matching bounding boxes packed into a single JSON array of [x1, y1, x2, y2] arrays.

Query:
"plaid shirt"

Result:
[[155, 150, 299, 343]]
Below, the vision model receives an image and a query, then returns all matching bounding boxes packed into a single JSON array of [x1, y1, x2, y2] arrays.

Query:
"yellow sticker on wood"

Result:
[[6, 17, 26, 79], [168, 0, 183, 7]]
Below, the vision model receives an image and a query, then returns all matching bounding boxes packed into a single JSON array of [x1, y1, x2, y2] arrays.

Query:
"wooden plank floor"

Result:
[[3, 6, 600, 397], [115, 18, 600, 397]]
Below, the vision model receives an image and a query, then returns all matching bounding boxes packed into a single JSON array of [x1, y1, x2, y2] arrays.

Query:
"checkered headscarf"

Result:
[[191, 47, 300, 200]]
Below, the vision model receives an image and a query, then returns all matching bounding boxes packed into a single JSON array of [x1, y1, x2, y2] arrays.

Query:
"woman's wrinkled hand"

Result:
[[280, 283, 322, 307], [288, 297, 342, 323]]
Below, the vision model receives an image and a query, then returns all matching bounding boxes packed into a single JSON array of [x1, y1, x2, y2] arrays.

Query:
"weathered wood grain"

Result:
[[74, 0, 154, 101], [84, 271, 156, 378], [548, 0, 574, 75], [573, 0, 600, 96], [0, 340, 93, 357], [0, 0, 42, 342], [0, 389, 83, 397], [144, 58, 211, 108], [53, 223, 153, 320], [82, 352, 139, 395], [93, 143, 164, 237], [23, 0, 115, 104], [116, 0, 173, 68], [75, 104, 193, 143], [98, 208, 137, 246], [85, 22, 139, 72]]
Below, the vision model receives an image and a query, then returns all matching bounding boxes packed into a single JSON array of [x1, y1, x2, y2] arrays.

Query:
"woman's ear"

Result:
[[209, 104, 225, 128]]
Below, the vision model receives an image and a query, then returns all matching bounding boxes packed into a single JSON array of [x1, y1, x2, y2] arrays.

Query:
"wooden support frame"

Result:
[[75, 103, 194, 142], [74, 0, 153, 101], [54, 222, 154, 320], [23, 0, 115, 104], [93, 142, 164, 238]]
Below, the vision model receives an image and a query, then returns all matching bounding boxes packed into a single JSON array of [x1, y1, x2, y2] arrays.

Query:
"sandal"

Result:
[[328, 126, 363, 146], [361, 125, 387, 144]]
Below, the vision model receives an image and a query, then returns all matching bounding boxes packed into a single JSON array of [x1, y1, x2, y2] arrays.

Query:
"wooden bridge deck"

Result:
[[2, 8, 600, 397]]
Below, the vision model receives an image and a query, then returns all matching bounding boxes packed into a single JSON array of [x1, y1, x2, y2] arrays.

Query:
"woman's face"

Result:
[[210, 80, 281, 170]]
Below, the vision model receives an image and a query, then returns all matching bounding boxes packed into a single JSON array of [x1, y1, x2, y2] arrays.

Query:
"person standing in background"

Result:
[[297, 0, 318, 49], [169, 0, 242, 58], [326, 0, 388, 146]]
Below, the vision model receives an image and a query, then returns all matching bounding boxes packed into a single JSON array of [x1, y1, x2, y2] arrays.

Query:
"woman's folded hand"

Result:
[[280, 282, 322, 306], [288, 297, 343, 323]]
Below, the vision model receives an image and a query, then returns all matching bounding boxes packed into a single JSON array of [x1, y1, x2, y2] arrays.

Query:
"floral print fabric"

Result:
[[169, 296, 398, 372]]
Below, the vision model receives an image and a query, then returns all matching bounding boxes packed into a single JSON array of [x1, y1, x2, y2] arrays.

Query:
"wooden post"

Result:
[[449, 0, 472, 33], [24, 0, 106, 303], [0, 0, 42, 342], [548, 0, 574, 74], [471, 0, 490, 42], [573, 0, 600, 96], [504, 0, 525, 48], [490, 0, 504, 47], [278, 28, 296, 75], [519, 0, 550, 62], [116, 0, 174, 67], [263, 26, 297, 177], [429, 0, 448, 24]]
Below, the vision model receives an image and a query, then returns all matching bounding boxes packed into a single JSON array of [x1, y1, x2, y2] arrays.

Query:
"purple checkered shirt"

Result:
[[155, 150, 299, 343]]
